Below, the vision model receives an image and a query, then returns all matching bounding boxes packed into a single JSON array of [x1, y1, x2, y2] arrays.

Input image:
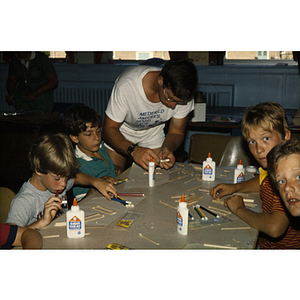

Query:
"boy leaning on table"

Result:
[[210, 101, 300, 249], [63, 104, 121, 201], [267, 139, 300, 218], [6, 133, 117, 230]]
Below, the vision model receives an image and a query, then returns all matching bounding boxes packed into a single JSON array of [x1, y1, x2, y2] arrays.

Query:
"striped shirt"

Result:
[[258, 175, 300, 249]]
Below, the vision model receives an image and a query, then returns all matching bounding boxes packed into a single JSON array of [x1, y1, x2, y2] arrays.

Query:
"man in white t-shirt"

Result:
[[103, 58, 198, 171]]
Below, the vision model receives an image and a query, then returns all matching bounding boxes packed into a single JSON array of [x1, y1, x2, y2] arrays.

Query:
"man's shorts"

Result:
[[104, 122, 165, 151]]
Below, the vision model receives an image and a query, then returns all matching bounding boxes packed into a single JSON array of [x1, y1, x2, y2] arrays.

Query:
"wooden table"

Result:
[[40, 163, 262, 250]]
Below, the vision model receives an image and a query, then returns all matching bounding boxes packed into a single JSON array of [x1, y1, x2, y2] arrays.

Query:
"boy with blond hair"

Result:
[[267, 139, 300, 217], [6, 133, 117, 229], [210, 102, 300, 249]]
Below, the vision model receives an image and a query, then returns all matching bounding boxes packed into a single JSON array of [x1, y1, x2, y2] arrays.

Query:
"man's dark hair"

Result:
[[160, 58, 198, 102]]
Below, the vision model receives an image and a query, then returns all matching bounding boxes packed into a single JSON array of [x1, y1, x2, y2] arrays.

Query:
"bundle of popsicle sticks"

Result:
[[172, 193, 203, 206]]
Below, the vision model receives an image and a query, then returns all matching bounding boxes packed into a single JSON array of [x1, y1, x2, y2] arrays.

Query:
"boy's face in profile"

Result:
[[246, 125, 289, 169], [36, 171, 68, 194], [275, 153, 300, 217], [71, 123, 102, 157]]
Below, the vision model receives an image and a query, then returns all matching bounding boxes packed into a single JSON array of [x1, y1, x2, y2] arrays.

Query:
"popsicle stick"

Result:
[[93, 205, 116, 215], [184, 177, 197, 184], [171, 193, 195, 199], [221, 227, 251, 230], [204, 243, 237, 250], [170, 168, 182, 173], [44, 235, 60, 238], [169, 173, 191, 182], [139, 233, 159, 246], [208, 206, 230, 214], [54, 221, 66, 227], [85, 213, 104, 222], [198, 188, 209, 192], [159, 200, 176, 209], [188, 184, 203, 191]]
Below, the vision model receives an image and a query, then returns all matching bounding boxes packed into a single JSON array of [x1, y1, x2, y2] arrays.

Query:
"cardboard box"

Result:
[[191, 103, 206, 122]]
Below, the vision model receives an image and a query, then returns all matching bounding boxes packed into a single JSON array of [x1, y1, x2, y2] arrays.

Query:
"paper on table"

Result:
[[78, 195, 145, 227]]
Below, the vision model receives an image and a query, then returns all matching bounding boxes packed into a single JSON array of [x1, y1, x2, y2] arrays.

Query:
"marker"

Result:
[[117, 193, 145, 197], [117, 178, 128, 185], [189, 211, 194, 220], [196, 205, 208, 220], [199, 205, 220, 218], [193, 206, 207, 220], [111, 197, 134, 207]]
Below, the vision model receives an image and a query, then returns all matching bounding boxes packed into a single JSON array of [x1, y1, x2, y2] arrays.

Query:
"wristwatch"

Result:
[[127, 144, 137, 156]]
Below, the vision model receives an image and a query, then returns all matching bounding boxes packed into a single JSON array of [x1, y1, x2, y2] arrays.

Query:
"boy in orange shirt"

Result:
[[267, 139, 300, 217], [210, 102, 300, 249]]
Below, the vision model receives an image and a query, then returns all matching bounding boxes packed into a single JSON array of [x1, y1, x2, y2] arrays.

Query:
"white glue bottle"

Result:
[[66, 198, 85, 238], [149, 156, 155, 187], [202, 152, 216, 181], [177, 194, 188, 235], [234, 159, 245, 184]]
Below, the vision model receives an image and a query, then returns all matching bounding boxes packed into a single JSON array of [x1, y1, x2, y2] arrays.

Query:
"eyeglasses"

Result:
[[163, 88, 188, 105]]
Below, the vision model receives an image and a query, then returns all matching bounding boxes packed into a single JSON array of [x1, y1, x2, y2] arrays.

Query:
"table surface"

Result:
[[40, 163, 262, 250]]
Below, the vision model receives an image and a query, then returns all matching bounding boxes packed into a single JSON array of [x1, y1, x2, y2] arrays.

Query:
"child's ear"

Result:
[[69, 134, 78, 144], [284, 129, 291, 141], [35, 169, 43, 177]]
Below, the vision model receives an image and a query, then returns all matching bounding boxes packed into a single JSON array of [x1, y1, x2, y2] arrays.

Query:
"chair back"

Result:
[[219, 136, 258, 167], [0, 187, 15, 223], [188, 133, 231, 165]]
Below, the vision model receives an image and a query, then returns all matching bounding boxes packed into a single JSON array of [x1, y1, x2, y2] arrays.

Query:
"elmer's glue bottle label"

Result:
[[202, 152, 216, 181], [177, 195, 188, 235], [66, 198, 85, 238], [234, 159, 245, 184]]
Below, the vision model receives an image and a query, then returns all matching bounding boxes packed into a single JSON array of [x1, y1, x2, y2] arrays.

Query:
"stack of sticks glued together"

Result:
[[172, 193, 202, 206]]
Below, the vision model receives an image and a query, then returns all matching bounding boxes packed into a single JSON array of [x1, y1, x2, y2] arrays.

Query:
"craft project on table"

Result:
[[121, 162, 170, 189]]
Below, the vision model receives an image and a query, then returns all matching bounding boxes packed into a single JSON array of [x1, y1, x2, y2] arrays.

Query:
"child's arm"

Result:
[[224, 195, 290, 238], [74, 172, 118, 201], [13, 227, 43, 249], [210, 176, 260, 199], [26, 196, 63, 229]]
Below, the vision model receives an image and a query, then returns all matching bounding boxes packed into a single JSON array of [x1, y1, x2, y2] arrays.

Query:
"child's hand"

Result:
[[93, 178, 117, 201], [210, 183, 236, 199], [101, 176, 118, 185], [41, 196, 62, 227], [224, 195, 245, 214]]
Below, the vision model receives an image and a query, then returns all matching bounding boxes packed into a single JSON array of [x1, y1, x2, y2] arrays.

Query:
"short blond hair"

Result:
[[29, 133, 80, 177], [241, 101, 289, 140]]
